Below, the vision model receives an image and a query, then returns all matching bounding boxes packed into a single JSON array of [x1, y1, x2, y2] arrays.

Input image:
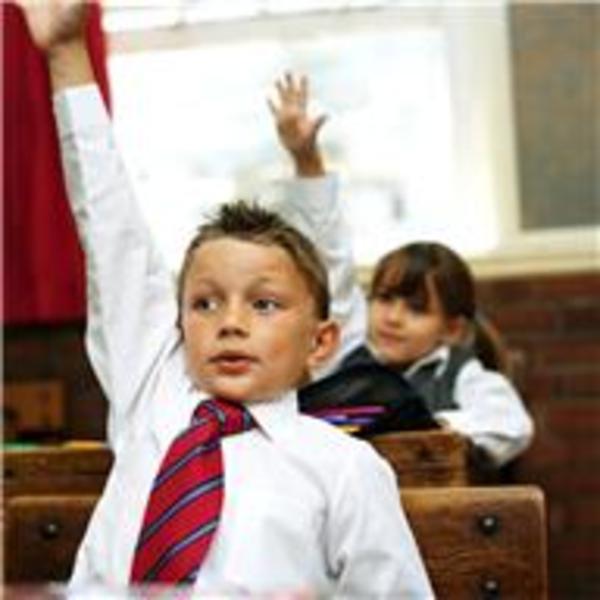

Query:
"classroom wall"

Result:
[[3, 270, 599, 597], [478, 271, 600, 599]]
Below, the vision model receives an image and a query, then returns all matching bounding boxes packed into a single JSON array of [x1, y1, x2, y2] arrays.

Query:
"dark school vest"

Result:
[[404, 346, 475, 413]]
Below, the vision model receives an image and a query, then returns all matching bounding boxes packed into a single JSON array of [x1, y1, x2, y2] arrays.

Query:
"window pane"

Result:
[[511, 3, 600, 230], [109, 25, 460, 267]]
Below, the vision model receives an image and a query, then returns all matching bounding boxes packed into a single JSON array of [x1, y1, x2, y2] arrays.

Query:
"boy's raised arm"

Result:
[[269, 73, 367, 371], [18, 0, 93, 90], [19, 1, 178, 441]]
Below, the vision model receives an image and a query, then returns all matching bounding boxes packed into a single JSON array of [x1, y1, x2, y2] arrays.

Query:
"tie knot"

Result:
[[192, 398, 254, 438]]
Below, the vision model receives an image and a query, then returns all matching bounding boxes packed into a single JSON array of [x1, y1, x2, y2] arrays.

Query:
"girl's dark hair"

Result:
[[177, 200, 330, 321], [370, 242, 509, 374]]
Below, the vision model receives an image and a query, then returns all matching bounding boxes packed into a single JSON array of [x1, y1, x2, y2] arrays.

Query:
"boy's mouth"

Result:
[[210, 351, 257, 375]]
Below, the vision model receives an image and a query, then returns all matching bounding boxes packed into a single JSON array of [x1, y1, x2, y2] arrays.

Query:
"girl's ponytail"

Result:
[[470, 314, 511, 376]]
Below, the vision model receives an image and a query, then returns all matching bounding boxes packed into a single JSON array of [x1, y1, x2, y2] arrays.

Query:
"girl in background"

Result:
[[270, 73, 534, 468], [355, 241, 534, 468]]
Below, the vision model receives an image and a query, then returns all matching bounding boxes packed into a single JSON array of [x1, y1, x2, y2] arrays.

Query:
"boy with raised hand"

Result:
[[270, 73, 533, 468], [19, 2, 433, 596], [267, 73, 369, 376]]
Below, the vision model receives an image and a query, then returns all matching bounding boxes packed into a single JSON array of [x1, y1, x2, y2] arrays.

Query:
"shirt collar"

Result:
[[403, 345, 450, 379], [150, 384, 298, 451], [246, 390, 299, 441]]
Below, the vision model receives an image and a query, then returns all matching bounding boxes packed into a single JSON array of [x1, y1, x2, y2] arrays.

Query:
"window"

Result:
[[105, 1, 599, 275]]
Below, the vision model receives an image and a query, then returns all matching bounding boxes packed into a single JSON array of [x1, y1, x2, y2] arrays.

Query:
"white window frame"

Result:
[[105, 2, 600, 278]]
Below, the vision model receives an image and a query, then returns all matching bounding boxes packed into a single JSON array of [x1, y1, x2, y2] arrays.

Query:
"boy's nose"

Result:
[[218, 302, 249, 337]]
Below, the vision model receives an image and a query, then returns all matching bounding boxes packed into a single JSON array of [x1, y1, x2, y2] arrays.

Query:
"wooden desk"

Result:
[[4, 443, 112, 497], [4, 486, 548, 599], [3, 443, 545, 597], [4, 430, 469, 498], [370, 429, 470, 487], [402, 485, 548, 599]]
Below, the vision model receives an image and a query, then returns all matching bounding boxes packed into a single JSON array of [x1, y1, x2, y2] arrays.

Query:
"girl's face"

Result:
[[367, 279, 461, 369]]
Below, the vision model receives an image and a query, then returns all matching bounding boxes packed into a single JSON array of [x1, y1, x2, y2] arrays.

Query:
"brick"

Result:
[[531, 340, 600, 367], [563, 499, 600, 530], [528, 272, 600, 299], [493, 305, 560, 334], [480, 272, 600, 304], [560, 304, 600, 334], [551, 575, 600, 600], [518, 437, 568, 471], [558, 371, 600, 397], [477, 279, 535, 305], [545, 405, 600, 436], [521, 372, 562, 398], [542, 467, 600, 494], [552, 534, 600, 567]]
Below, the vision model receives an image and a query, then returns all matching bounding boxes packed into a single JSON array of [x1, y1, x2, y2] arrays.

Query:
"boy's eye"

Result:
[[253, 298, 281, 313], [193, 297, 218, 312]]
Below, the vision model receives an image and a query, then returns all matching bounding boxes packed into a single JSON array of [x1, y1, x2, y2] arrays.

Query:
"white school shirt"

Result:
[[402, 345, 534, 467], [54, 86, 433, 597]]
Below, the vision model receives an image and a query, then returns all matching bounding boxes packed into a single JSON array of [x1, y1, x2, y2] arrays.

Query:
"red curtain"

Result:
[[3, 2, 111, 324]]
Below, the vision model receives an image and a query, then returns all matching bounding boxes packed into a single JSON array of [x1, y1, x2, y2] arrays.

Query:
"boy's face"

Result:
[[368, 281, 461, 368], [180, 238, 338, 403]]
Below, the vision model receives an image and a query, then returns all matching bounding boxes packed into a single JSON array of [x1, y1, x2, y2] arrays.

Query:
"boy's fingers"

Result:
[[313, 114, 328, 135], [284, 71, 294, 91], [299, 75, 308, 106], [275, 80, 288, 100]]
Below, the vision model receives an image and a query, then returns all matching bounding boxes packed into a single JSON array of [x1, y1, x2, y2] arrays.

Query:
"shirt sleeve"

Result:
[[53, 85, 179, 433], [327, 442, 434, 597], [436, 359, 535, 467], [270, 175, 368, 375]]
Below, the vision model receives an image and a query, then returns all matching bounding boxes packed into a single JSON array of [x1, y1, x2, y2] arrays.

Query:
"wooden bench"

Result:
[[402, 486, 548, 599], [4, 443, 112, 497], [4, 486, 548, 598], [370, 429, 469, 487], [4, 429, 469, 497]]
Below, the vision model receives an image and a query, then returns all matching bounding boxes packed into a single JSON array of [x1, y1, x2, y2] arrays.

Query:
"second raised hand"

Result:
[[268, 72, 327, 177], [16, 0, 88, 52]]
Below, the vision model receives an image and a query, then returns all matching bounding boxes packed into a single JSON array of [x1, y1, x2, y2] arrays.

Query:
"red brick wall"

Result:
[[478, 271, 600, 599], [4, 271, 599, 596]]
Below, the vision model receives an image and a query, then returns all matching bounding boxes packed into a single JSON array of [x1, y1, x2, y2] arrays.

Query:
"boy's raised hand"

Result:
[[16, 0, 93, 90], [268, 72, 327, 177], [16, 0, 87, 52]]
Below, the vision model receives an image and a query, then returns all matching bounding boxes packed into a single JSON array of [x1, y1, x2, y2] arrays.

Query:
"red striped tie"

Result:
[[130, 398, 254, 584]]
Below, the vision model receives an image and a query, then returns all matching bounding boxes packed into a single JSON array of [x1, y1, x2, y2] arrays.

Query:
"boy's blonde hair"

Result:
[[177, 200, 330, 321]]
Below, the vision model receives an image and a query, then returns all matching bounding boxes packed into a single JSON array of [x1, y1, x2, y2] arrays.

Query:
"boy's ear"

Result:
[[307, 319, 341, 371]]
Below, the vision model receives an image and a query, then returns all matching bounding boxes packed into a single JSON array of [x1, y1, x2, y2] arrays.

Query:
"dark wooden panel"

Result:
[[370, 429, 469, 487], [4, 495, 98, 583], [402, 485, 548, 599], [4, 444, 112, 497], [4, 485, 548, 599]]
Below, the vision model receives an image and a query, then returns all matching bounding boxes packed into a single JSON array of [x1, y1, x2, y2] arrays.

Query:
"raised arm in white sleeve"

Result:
[[53, 84, 179, 444], [271, 175, 367, 375]]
